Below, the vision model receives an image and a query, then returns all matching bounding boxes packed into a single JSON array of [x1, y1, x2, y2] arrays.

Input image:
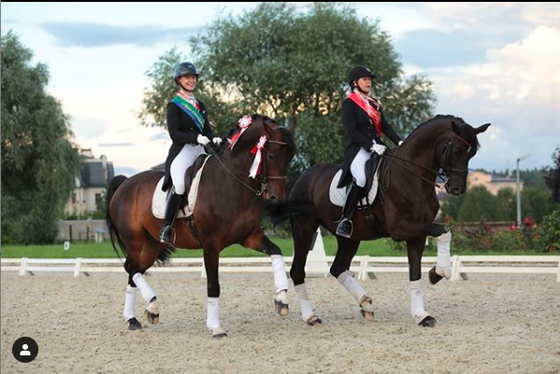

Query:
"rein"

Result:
[[207, 139, 289, 197], [380, 134, 471, 190]]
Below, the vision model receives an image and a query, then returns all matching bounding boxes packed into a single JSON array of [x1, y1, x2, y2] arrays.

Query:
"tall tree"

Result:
[[1, 31, 81, 244], [138, 3, 435, 173], [545, 146, 560, 203]]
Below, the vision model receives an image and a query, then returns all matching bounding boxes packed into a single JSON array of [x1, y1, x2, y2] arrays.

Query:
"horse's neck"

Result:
[[211, 150, 263, 202], [389, 127, 447, 192]]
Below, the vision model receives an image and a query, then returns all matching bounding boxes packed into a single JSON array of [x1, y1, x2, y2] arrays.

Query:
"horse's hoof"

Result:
[[212, 327, 228, 338], [274, 299, 289, 317], [144, 309, 160, 325], [306, 316, 322, 327], [360, 309, 375, 322], [127, 317, 143, 331], [429, 266, 443, 285], [419, 316, 437, 327]]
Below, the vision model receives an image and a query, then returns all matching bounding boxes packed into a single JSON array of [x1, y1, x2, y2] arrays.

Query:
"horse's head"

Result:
[[440, 119, 491, 195], [228, 115, 296, 201]]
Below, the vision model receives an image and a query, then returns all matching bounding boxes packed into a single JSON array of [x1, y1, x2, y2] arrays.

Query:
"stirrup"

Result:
[[335, 218, 353, 238], [159, 225, 176, 246]]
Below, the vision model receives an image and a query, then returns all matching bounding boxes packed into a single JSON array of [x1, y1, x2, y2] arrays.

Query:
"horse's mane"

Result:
[[227, 114, 297, 155], [406, 114, 479, 150]]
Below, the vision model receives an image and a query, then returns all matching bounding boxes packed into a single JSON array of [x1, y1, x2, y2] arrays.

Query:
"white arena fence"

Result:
[[2, 256, 559, 282]]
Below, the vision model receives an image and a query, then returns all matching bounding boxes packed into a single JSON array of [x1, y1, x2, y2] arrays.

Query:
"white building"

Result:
[[65, 149, 115, 216]]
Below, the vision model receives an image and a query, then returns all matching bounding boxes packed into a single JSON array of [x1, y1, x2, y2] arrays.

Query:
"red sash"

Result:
[[348, 92, 382, 137]]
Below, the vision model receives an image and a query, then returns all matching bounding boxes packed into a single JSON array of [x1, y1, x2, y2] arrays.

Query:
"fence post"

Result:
[[200, 260, 206, 279], [19, 258, 28, 276], [74, 258, 82, 277], [358, 256, 369, 281], [451, 255, 460, 281]]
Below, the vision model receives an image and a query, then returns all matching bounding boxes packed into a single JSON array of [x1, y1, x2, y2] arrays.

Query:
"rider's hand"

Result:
[[371, 144, 387, 155], [212, 137, 222, 146], [197, 134, 211, 146]]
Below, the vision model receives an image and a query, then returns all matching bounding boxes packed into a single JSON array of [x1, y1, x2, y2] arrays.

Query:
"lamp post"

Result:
[[516, 154, 531, 226]]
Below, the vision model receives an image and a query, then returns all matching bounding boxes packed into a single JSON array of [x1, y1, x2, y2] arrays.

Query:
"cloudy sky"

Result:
[[2, 2, 559, 175]]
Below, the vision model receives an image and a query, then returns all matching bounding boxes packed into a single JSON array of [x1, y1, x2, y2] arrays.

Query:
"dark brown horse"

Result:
[[268, 115, 490, 327], [106, 115, 296, 337]]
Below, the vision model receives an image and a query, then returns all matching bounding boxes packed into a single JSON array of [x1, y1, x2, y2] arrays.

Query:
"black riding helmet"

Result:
[[174, 62, 199, 82], [347, 66, 376, 87]]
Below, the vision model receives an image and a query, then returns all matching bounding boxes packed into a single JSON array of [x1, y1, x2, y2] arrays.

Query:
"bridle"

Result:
[[381, 134, 472, 190], [207, 139, 289, 197]]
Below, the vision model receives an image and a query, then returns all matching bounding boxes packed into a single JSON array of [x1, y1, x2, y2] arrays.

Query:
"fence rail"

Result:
[[2, 256, 559, 282]]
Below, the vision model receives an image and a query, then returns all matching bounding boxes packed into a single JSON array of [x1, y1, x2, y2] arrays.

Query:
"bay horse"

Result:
[[106, 115, 296, 337], [268, 115, 490, 327]]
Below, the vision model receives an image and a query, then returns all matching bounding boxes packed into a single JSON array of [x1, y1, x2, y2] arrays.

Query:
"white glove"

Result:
[[371, 144, 387, 155], [197, 134, 210, 146], [212, 137, 222, 146], [398, 140, 404, 146]]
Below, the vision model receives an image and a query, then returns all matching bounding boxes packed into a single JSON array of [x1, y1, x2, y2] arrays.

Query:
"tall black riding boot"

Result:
[[335, 182, 364, 238], [159, 192, 184, 248]]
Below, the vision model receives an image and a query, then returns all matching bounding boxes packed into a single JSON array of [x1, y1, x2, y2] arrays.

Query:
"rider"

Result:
[[159, 62, 222, 248], [335, 66, 403, 238]]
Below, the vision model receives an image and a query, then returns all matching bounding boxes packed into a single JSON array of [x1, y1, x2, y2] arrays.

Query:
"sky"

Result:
[[2, 2, 559, 176]]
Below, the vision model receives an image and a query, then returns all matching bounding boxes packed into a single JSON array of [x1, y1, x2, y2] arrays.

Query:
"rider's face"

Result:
[[356, 77, 372, 93], [178, 74, 197, 91]]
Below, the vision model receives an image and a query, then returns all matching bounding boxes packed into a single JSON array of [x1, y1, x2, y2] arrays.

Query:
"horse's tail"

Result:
[[266, 199, 316, 228], [266, 172, 316, 228], [106, 175, 129, 259]]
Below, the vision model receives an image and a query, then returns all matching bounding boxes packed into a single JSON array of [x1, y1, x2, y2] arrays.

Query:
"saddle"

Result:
[[329, 155, 381, 208], [151, 155, 210, 219], [329, 154, 388, 237]]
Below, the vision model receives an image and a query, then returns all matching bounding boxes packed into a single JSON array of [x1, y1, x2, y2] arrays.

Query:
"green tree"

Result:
[[545, 146, 560, 203], [1, 31, 81, 244], [440, 193, 465, 221], [138, 3, 435, 173], [496, 188, 516, 221], [521, 185, 557, 223], [458, 186, 502, 222]]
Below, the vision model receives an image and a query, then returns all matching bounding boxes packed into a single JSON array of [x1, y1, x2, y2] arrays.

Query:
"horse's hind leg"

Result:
[[330, 237, 374, 322], [124, 235, 163, 329], [242, 231, 290, 317], [290, 216, 322, 326]]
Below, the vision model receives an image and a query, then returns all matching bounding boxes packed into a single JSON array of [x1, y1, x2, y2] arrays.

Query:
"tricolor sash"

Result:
[[171, 95, 205, 133], [348, 92, 382, 137]]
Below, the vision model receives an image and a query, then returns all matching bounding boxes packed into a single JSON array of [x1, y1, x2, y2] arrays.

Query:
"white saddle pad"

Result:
[[152, 156, 211, 219], [329, 169, 379, 207]]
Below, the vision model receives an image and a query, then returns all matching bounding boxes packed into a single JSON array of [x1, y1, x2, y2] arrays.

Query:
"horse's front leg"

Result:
[[406, 236, 437, 327], [243, 232, 290, 317], [203, 243, 227, 338], [429, 230, 453, 285]]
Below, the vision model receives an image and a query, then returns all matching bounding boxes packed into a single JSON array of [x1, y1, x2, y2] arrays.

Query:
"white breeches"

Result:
[[170, 144, 205, 194], [350, 147, 371, 188]]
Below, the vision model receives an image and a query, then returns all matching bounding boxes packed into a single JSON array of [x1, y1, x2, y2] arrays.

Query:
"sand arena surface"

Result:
[[2, 271, 559, 373]]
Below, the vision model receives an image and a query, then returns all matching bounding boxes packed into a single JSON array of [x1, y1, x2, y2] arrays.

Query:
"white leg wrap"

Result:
[[294, 283, 315, 322], [132, 273, 156, 303], [206, 297, 220, 330], [436, 231, 452, 279], [410, 279, 429, 324], [337, 270, 367, 304], [271, 255, 290, 293], [123, 285, 137, 321]]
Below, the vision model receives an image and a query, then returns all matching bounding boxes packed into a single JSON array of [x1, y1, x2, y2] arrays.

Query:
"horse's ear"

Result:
[[288, 117, 297, 136], [451, 121, 462, 134], [475, 123, 491, 134]]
